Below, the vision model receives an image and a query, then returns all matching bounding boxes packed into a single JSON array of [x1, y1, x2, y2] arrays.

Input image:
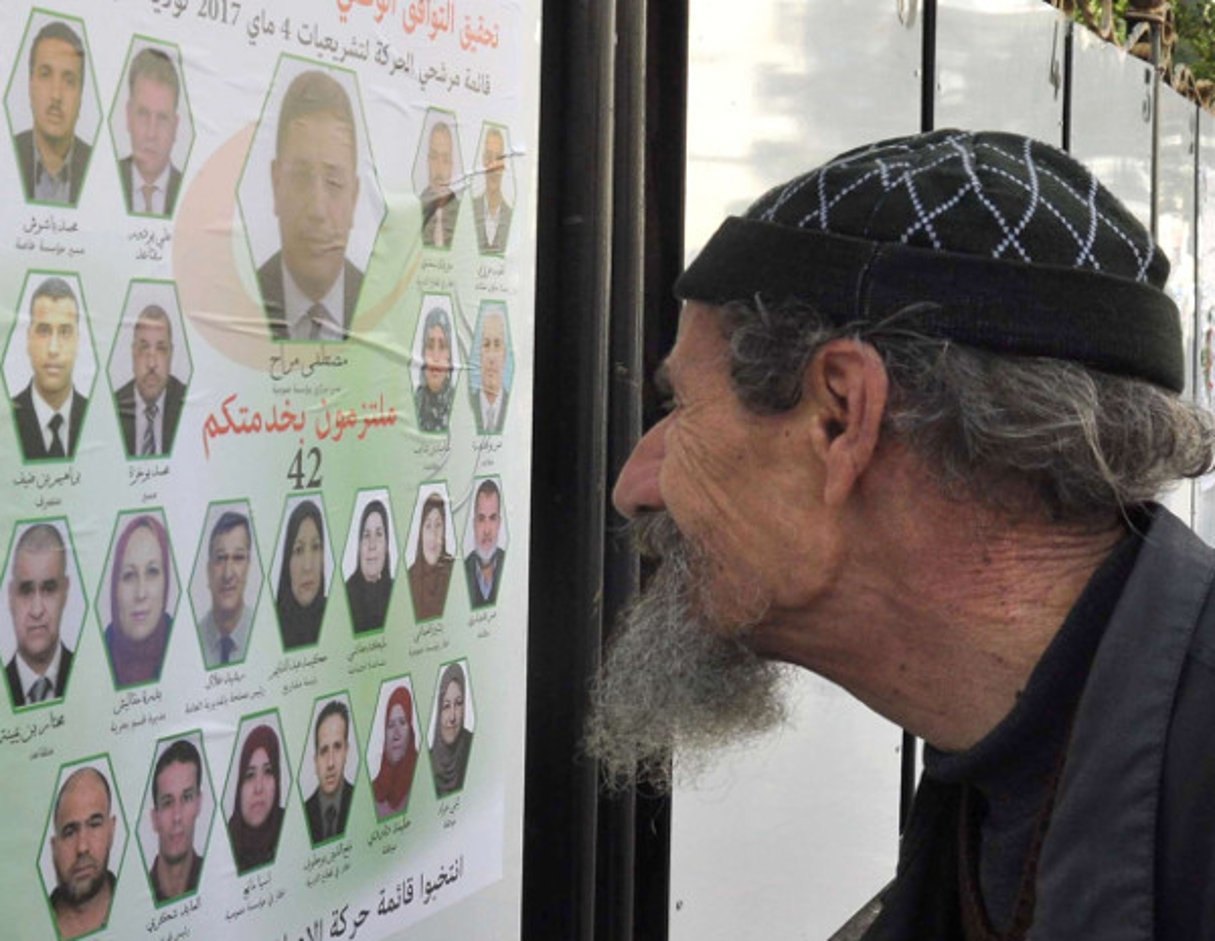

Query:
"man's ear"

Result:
[[805, 339, 888, 507]]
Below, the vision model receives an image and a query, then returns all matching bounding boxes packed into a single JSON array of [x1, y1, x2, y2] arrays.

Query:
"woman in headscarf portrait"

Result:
[[227, 723, 286, 873], [430, 661, 473, 797], [372, 683, 420, 819], [105, 513, 174, 688], [408, 492, 454, 622], [414, 305, 455, 433], [276, 499, 327, 649], [346, 498, 394, 634]]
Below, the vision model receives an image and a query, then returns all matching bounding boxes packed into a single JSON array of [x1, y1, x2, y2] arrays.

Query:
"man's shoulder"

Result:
[[11, 383, 33, 408], [114, 378, 135, 402]]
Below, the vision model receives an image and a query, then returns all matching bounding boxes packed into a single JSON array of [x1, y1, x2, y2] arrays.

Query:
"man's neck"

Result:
[[37, 384, 70, 412], [55, 878, 111, 936], [750, 457, 1125, 752], [35, 131, 71, 175], [155, 853, 196, 899]]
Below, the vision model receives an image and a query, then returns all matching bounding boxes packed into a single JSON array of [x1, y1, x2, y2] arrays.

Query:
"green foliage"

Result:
[[1174, 0, 1215, 82], [1069, 0, 1215, 84]]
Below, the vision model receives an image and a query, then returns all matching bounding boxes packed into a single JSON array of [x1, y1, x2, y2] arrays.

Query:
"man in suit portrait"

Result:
[[12, 276, 89, 461], [473, 305, 509, 435], [197, 511, 253, 668], [119, 48, 183, 217], [260, 70, 363, 341], [50, 767, 117, 939], [420, 120, 460, 248], [304, 699, 354, 844], [147, 739, 204, 903], [472, 127, 511, 254], [5, 523, 73, 708], [15, 20, 92, 206], [114, 305, 185, 458], [464, 479, 505, 609]]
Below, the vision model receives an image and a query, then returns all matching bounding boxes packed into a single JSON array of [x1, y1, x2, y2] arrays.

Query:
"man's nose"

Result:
[[612, 417, 668, 518]]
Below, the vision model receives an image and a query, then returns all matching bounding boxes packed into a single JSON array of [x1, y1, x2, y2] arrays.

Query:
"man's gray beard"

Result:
[[584, 513, 788, 794], [56, 861, 108, 906]]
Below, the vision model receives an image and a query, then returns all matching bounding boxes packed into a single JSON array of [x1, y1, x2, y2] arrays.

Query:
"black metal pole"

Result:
[[523, 0, 618, 937]]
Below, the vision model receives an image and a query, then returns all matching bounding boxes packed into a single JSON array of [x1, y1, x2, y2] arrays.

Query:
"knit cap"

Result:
[[675, 129, 1182, 392]]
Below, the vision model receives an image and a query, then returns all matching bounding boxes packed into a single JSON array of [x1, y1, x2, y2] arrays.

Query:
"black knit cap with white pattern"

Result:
[[674, 129, 1184, 392]]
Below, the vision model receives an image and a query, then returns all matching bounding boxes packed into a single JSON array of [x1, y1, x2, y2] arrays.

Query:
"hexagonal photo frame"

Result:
[[404, 481, 456, 623], [237, 54, 386, 343], [94, 507, 181, 690], [366, 674, 422, 822], [3, 269, 100, 463], [189, 500, 263, 670], [222, 710, 291, 876], [137, 731, 215, 906], [414, 106, 465, 250], [107, 36, 195, 219], [462, 476, 508, 610], [0, 516, 86, 711], [427, 659, 475, 799], [467, 299, 514, 436], [106, 279, 194, 460], [470, 121, 515, 255], [297, 691, 360, 847], [270, 492, 334, 651], [38, 754, 128, 939], [410, 292, 461, 435], [341, 488, 399, 636], [5, 10, 102, 208]]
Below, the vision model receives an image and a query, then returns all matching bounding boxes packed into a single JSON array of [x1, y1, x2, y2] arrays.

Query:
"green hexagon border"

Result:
[[296, 688, 360, 850], [269, 489, 334, 654]]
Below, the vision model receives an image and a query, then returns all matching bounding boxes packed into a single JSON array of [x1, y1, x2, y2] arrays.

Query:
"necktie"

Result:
[[28, 677, 52, 702], [141, 183, 156, 213], [220, 635, 235, 665], [325, 805, 337, 838], [47, 414, 65, 458], [142, 402, 159, 455], [308, 303, 330, 340]]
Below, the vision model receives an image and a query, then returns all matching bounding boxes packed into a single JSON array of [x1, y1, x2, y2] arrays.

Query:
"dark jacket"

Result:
[[15, 129, 92, 206], [114, 375, 186, 458], [863, 507, 1215, 940], [12, 384, 89, 460]]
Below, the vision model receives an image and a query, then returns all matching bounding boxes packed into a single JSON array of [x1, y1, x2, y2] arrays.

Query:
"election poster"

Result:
[[0, 0, 538, 938]]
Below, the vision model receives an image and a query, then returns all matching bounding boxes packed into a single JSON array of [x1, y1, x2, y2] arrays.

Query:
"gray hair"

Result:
[[717, 298, 1215, 524]]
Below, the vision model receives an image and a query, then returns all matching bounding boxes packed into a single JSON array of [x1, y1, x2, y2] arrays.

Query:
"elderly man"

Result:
[[473, 305, 509, 435], [120, 47, 183, 217], [303, 699, 354, 844], [12, 276, 89, 460], [197, 511, 254, 668], [15, 20, 92, 206], [114, 304, 185, 457], [464, 479, 505, 608], [420, 120, 460, 248], [472, 127, 511, 253], [50, 766, 117, 939], [260, 70, 362, 341], [147, 739, 204, 902], [591, 130, 1215, 939], [5, 523, 73, 707]]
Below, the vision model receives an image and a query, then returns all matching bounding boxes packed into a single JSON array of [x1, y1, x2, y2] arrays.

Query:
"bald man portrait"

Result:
[[258, 69, 363, 341], [49, 766, 117, 939]]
